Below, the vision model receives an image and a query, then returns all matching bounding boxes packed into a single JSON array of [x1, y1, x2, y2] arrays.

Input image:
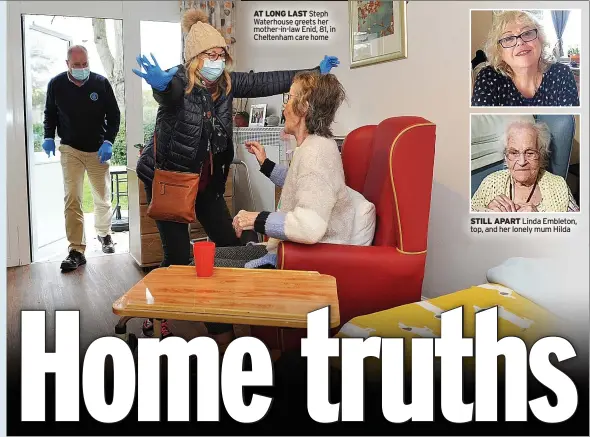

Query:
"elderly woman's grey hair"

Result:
[[291, 71, 346, 138], [503, 120, 551, 169], [484, 10, 554, 78]]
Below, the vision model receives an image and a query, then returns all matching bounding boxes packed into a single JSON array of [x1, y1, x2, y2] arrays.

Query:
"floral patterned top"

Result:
[[472, 63, 579, 107]]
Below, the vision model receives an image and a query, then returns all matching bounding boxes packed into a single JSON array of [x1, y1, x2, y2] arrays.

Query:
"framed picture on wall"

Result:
[[249, 103, 267, 127], [349, 0, 407, 68]]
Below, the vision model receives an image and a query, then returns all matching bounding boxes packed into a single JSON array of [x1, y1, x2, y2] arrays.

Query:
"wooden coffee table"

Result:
[[112, 266, 339, 351]]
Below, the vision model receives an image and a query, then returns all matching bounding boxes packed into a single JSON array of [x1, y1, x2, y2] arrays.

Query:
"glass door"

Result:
[[23, 17, 72, 262], [23, 14, 128, 262], [139, 20, 182, 144]]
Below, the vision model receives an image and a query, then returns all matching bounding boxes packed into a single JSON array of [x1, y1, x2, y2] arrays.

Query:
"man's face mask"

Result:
[[201, 59, 225, 81], [71, 67, 90, 81]]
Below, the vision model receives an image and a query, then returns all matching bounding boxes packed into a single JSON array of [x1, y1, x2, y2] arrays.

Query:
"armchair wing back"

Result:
[[341, 124, 377, 193], [360, 116, 436, 252]]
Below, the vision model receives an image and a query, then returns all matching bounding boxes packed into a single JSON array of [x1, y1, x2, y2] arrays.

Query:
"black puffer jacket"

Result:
[[136, 64, 320, 197]]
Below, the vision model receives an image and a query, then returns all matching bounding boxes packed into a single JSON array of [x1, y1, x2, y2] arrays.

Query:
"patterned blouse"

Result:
[[472, 63, 579, 107], [471, 169, 579, 212]]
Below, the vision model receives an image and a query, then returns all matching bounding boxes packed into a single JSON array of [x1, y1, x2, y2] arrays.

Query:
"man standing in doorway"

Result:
[[42, 45, 121, 272]]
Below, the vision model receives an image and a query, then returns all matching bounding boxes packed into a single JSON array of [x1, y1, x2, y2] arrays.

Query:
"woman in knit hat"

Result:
[[132, 9, 340, 344]]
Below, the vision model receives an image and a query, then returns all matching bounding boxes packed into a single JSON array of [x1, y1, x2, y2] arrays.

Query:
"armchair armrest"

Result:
[[278, 241, 426, 325], [279, 241, 401, 272]]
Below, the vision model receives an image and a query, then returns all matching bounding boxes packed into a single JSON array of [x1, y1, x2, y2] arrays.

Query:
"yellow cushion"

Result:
[[334, 284, 560, 377]]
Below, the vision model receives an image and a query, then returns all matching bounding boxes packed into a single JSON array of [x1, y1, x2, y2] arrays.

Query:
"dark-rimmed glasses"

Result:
[[505, 149, 540, 161], [203, 51, 226, 61], [498, 29, 538, 48]]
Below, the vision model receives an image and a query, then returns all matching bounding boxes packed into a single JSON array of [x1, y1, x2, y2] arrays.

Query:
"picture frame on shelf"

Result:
[[249, 103, 267, 127], [349, 0, 407, 69]]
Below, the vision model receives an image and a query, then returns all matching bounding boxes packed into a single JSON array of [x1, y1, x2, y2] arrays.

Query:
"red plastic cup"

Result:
[[192, 241, 215, 277]]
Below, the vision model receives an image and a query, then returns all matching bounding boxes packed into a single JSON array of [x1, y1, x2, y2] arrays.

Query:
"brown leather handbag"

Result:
[[146, 133, 200, 223]]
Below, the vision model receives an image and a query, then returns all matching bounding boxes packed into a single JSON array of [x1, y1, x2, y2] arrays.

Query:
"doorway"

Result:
[[22, 14, 128, 263]]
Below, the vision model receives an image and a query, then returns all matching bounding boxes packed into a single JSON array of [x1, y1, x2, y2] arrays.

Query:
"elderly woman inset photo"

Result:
[[471, 10, 580, 107], [471, 116, 580, 213]]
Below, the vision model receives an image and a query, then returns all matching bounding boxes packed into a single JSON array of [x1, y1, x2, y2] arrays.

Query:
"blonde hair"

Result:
[[185, 52, 233, 96], [484, 10, 554, 78], [503, 120, 551, 169]]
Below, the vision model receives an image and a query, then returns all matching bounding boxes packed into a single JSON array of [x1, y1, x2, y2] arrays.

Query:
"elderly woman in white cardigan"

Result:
[[196, 71, 365, 349], [214, 71, 356, 269]]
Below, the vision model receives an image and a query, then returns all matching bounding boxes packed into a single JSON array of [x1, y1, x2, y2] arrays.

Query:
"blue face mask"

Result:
[[200, 59, 225, 81], [71, 67, 90, 81]]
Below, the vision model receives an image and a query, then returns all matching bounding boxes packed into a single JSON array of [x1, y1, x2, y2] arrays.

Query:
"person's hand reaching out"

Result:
[[132, 53, 178, 92], [245, 141, 267, 166], [319, 55, 340, 74]]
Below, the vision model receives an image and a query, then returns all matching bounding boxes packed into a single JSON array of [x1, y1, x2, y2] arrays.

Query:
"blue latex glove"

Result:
[[319, 55, 340, 74], [98, 141, 112, 164], [42, 138, 55, 157], [132, 53, 178, 91]]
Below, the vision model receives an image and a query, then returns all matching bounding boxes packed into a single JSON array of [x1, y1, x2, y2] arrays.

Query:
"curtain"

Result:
[[179, 0, 237, 61], [551, 10, 569, 57]]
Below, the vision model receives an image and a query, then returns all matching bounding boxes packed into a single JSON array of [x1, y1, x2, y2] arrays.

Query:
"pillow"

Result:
[[347, 186, 376, 246]]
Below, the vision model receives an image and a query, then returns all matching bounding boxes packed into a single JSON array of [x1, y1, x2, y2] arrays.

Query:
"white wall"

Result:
[[1, 0, 8, 275], [5, 0, 180, 266], [1, 6, 8, 432], [235, 0, 589, 297]]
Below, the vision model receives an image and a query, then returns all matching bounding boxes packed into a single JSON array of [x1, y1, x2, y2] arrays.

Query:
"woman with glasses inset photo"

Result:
[[471, 118, 580, 213], [471, 10, 580, 107]]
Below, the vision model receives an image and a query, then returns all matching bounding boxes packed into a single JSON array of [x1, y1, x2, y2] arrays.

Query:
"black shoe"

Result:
[[60, 250, 86, 272], [98, 234, 115, 254]]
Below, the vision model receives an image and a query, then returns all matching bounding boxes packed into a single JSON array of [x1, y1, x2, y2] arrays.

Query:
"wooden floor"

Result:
[[6, 253, 223, 363]]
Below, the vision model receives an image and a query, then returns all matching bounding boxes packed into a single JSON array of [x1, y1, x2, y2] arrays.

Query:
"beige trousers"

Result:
[[59, 144, 112, 253]]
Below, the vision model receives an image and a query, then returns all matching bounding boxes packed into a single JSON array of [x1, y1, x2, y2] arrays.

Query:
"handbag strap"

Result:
[[153, 131, 163, 170]]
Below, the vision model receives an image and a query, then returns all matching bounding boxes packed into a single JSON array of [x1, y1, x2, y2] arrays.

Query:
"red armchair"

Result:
[[250, 116, 436, 351]]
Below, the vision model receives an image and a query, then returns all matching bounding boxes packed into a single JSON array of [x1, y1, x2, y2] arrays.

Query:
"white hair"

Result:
[[503, 120, 551, 168]]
